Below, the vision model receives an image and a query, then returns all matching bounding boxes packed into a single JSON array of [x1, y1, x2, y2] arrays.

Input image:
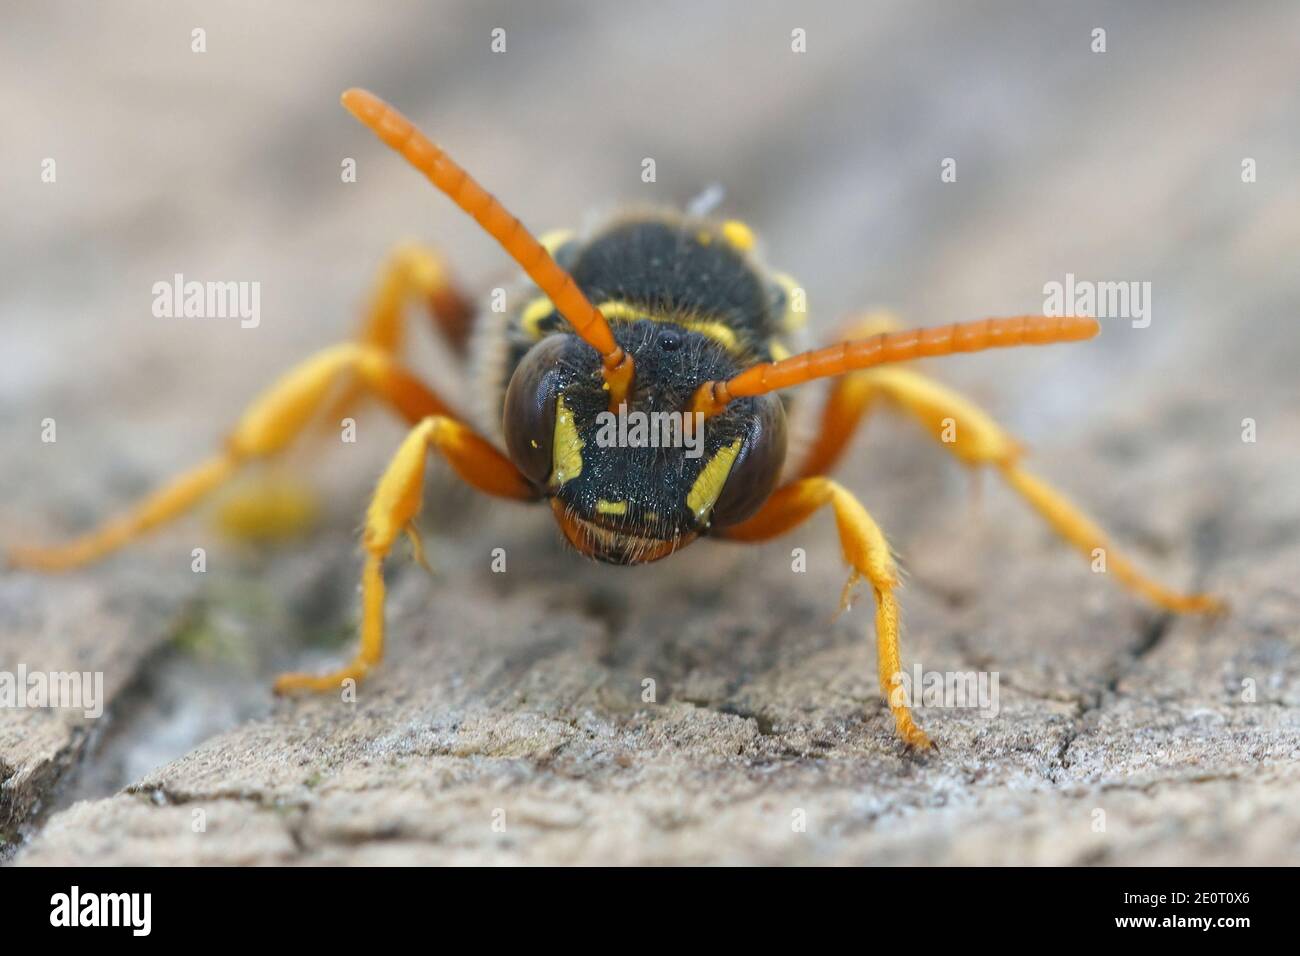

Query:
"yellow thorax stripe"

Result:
[[596, 300, 740, 353], [519, 296, 745, 354], [521, 296, 556, 339]]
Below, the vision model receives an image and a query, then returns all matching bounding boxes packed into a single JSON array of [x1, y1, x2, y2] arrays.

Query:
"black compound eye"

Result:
[[707, 394, 789, 529], [658, 329, 683, 352], [503, 336, 571, 487]]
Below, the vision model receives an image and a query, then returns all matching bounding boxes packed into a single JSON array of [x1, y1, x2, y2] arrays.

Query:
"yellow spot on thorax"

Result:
[[686, 438, 742, 521], [551, 393, 584, 486], [595, 499, 628, 515], [720, 219, 756, 251], [521, 295, 557, 339]]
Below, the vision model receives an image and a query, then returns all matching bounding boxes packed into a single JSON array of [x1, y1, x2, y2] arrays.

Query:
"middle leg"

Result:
[[9, 344, 461, 571], [795, 322, 1220, 614], [352, 241, 476, 358], [327, 242, 476, 420]]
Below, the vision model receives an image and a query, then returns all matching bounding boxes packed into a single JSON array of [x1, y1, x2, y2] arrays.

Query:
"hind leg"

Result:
[[9, 345, 459, 571], [796, 316, 1220, 614]]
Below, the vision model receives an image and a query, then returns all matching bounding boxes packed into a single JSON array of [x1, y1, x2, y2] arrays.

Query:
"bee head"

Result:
[[503, 319, 786, 564]]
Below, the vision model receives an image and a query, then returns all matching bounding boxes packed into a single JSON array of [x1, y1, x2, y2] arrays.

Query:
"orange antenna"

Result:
[[690, 315, 1101, 416], [341, 88, 633, 407]]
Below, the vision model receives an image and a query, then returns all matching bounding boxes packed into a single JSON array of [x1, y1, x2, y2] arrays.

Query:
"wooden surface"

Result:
[[2, 2, 1298, 864]]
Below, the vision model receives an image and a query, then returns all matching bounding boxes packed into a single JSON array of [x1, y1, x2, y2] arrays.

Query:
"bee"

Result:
[[10, 90, 1222, 750]]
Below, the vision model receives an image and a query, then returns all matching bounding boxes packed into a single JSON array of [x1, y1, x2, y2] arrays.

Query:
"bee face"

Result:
[[503, 321, 787, 564]]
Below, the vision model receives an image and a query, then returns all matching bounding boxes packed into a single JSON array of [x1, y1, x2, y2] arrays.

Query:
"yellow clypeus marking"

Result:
[[595, 499, 628, 515], [551, 393, 584, 486], [595, 300, 741, 354], [686, 438, 743, 521], [720, 219, 756, 252]]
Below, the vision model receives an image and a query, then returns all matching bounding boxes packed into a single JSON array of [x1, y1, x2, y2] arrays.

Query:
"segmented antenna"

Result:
[[691, 315, 1101, 416], [340, 88, 633, 406]]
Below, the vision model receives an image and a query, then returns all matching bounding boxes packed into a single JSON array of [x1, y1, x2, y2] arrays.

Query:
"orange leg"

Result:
[[326, 243, 474, 422], [723, 478, 932, 750], [796, 312, 904, 478], [350, 241, 475, 357], [9, 345, 460, 571], [796, 327, 1220, 615], [273, 415, 537, 693]]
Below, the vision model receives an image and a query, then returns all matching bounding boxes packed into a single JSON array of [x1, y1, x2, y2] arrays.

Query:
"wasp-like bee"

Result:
[[11, 90, 1221, 749]]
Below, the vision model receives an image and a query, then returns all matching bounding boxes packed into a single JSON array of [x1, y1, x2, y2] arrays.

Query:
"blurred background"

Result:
[[2, 2, 1298, 864], [5, 1, 1297, 436]]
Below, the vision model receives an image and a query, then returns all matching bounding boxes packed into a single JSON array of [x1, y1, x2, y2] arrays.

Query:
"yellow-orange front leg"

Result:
[[9, 344, 458, 572], [722, 478, 932, 751], [798, 338, 1220, 614], [273, 416, 537, 693]]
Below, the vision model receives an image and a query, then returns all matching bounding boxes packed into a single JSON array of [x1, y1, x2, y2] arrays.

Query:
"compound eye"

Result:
[[707, 394, 788, 529], [503, 335, 571, 487]]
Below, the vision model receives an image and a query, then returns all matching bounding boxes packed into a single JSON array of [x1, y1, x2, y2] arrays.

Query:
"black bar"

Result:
[[0, 867, 1274, 941]]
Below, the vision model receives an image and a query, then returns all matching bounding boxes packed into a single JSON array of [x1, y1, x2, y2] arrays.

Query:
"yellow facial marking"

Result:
[[595, 300, 741, 354], [551, 394, 584, 486], [595, 499, 628, 516], [521, 296, 556, 339], [721, 219, 756, 252], [686, 438, 743, 521], [769, 340, 791, 362]]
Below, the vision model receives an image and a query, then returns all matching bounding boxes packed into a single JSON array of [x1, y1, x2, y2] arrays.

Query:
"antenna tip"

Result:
[[340, 88, 381, 119], [1075, 316, 1102, 339]]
